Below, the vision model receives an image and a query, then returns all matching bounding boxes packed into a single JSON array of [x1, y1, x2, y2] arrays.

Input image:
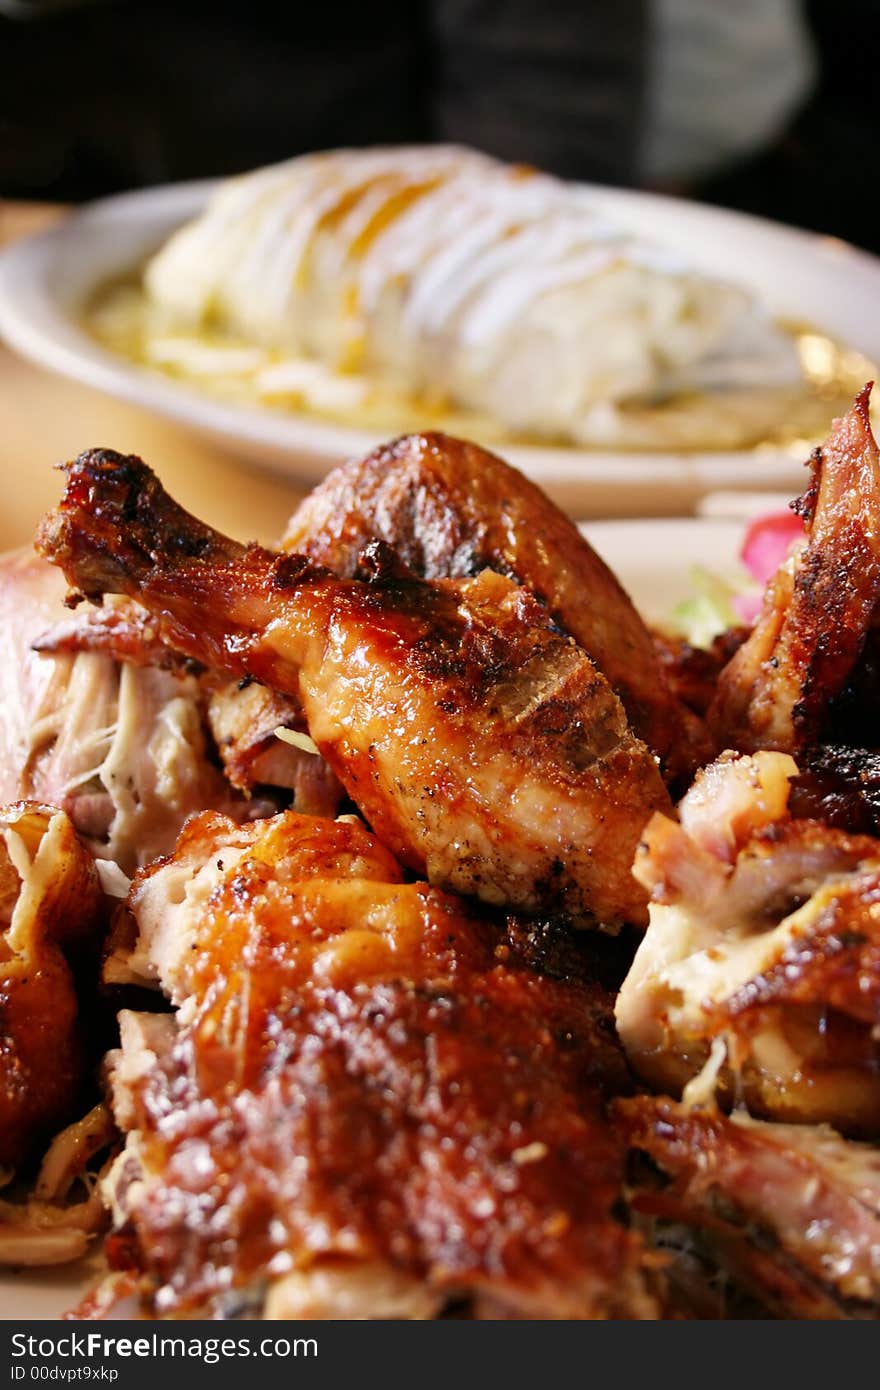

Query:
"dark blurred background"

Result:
[[1, 0, 877, 252]]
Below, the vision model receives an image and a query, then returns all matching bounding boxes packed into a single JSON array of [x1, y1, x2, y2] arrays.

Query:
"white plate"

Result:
[[0, 514, 743, 1320], [0, 180, 878, 515]]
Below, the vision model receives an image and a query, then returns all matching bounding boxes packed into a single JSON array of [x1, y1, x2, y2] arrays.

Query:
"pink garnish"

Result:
[[740, 510, 805, 586], [732, 591, 763, 624]]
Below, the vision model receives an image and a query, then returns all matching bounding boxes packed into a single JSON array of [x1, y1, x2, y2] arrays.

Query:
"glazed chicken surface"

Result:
[[102, 809, 655, 1320], [204, 429, 705, 810], [37, 448, 671, 929], [0, 801, 120, 1269]]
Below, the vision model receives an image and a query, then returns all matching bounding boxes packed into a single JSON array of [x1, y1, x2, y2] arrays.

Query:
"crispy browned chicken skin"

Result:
[[37, 450, 671, 928], [0, 803, 105, 1171], [711, 387, 880, 753], [104, 810, 655, 1319], [283, 431, 706, 780]]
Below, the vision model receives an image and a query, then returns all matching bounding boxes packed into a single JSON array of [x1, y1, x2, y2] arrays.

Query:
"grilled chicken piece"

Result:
[[282, 431, 707, 781], [38, 450, 671, 928], [0, 803, 105, 1172], [710, 387, 880, 753], [101, 809, 655, 1320], [619, 1097, 880, 1319], [617, 750, 880, 1135]]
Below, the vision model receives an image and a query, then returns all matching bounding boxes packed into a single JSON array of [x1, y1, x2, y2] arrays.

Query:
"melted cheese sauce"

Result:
[[85, 278, 875, 454]]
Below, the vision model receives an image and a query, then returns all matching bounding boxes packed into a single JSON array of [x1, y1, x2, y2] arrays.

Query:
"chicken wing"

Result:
[[101, 809, 655, 1319], [282, 431, 707, 780], [38, 449, 671, 928], [710, 386, 880, 753], [616, 750, 880, 1135]]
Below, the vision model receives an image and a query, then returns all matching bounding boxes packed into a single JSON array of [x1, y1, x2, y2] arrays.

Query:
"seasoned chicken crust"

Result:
[[103, 810, 655, 1319]]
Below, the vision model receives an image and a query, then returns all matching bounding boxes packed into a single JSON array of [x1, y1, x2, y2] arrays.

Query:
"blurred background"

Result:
[[0, 0, 877, 251]]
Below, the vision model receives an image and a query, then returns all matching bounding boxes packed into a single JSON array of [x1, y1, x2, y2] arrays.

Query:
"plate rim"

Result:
[[1, 176, 878, 499]]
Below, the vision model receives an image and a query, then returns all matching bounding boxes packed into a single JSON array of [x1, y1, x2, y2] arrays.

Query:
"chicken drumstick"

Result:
[[38, 450, 670, 928]]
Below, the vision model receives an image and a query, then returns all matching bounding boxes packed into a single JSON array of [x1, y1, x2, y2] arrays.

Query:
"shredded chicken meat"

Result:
[[0, 551, 240, 873]]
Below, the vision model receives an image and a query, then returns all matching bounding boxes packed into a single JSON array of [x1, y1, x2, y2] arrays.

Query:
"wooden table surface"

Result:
[[0, 202, 308, 554]]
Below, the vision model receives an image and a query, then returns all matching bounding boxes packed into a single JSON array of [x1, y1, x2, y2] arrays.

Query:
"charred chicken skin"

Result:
[[37, 449, 671, 929], [283, 431, 707, 780], [103, 809, 655, 1320], [710, 387, 880, 754]]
